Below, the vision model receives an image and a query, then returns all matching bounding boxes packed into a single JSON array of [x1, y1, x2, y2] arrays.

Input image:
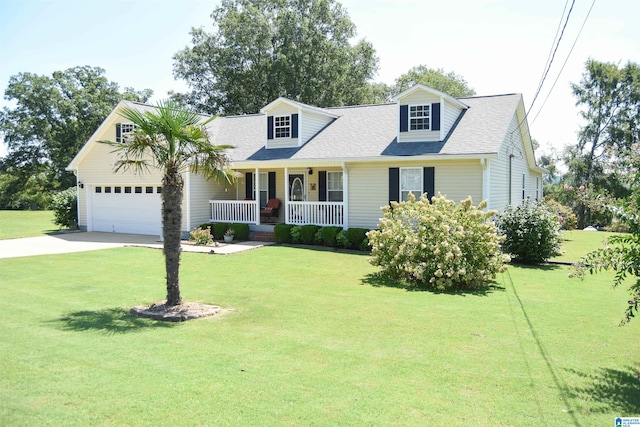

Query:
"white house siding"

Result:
[[443, 98, 463, 131], [187, 172, 221, 231], [301, 111, 333, 145], [346, 160, 484, 230], [490, 114, 542, 211], [75, 116, 163, 230]]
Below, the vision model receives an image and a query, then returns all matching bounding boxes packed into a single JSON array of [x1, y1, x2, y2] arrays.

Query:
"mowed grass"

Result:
[[0, 210, 57, 239], [0, 241, 638, 426], [552, 229, 624, 263]]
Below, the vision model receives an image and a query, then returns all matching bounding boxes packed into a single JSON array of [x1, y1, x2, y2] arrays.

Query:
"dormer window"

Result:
[[409, 105, 430, 130], [274, 115, 291, 138]]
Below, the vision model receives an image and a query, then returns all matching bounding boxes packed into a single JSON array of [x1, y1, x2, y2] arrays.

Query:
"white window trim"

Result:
[[117, 122, 136, 143], [400, 167, 423, 201], [274, 115, 291, 139], [327, 171, 344, 202], [408, 104, 431, 132]]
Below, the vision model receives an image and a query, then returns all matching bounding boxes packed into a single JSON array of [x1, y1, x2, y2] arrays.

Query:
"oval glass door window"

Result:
[[291, 177, 304, 201]]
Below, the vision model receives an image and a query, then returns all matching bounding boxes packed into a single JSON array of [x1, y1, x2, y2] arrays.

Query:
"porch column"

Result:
[[255, 168, 260, 223], [284, 167, 289, 224], [481, 158, 491, 210], [342, 162, 348, 229]]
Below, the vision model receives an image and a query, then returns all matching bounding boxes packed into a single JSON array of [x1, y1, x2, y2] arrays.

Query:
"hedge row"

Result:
[[275, 224, 371, 251]]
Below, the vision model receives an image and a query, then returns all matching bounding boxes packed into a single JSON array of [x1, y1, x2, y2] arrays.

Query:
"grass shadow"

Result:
[[564, 365, 640, 415], [360, 272, 504, 296], [508, 262, 564, 271], [55, 308, 175, 334]]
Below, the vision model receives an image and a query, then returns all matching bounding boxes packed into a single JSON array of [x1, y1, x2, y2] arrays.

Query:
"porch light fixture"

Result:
[[307, 167, 313, 175]]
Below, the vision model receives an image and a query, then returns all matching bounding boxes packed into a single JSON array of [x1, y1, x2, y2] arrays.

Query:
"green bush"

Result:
[[190, 227, 213, 245], [336, 230, 350, 248], [542, 197, 577, 230], [230, 223, 250, 240], [367, 193, 508, 290], [315, 226, 342, 247], [50, 187, 78, 229], [212, 223, 230, 240], [300, 225, 320, 245], [274, 224, 295, 243], [495, 199, 562, 264], [346, 228, 369, 250]]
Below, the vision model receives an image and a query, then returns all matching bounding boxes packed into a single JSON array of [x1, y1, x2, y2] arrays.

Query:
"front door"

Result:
[[289, 174, 305, 201]]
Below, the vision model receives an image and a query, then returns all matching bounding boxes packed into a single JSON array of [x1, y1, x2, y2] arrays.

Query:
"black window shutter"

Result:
[[267, 116, 274, 140], [432, 103, 441, 131], [423, 167, 435, 202], [245, 172, 253, 199], [318, 171, 327, 202], [389, 168, 400, 204], [291, 114, 298, 138], [116, 123, 121, 142], [268, 172, 276, 200], [399, 105, 408, 132]]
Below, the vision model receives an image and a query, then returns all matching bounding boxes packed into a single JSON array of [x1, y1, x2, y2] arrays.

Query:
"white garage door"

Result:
[[90, 184, 162, 235]]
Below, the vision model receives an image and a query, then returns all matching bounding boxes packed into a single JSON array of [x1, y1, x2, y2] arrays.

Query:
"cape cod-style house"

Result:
[[66, 84, 544, 238]]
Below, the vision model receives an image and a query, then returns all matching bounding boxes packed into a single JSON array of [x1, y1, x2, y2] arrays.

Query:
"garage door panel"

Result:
[[91, 186, 162, 235]]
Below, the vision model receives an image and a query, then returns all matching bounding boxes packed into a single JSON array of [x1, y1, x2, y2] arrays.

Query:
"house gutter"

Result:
[[231, 153, 500, 170]]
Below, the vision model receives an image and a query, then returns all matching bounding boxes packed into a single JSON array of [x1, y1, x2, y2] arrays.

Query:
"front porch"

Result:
[[208, 165, 346, 227], [208, 200, 344, 227]]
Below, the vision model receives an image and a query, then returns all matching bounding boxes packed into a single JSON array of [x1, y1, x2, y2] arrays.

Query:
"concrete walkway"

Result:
[[0, 231, 272, 259]]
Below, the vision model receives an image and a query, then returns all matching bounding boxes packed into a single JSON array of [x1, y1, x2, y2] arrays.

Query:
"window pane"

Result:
[[135, 186, 142, 194], [125, 186, 131, 194]]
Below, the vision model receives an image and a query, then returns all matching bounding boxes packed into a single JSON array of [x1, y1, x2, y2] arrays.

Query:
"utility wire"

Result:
[[532, 0, 570, 104], [527, 0, 576, 114], [511, 0, 576, 135], [530, 0, 597, 126]]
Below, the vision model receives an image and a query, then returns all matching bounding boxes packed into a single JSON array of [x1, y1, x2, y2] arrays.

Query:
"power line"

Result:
[[510, 0, 576, 136], [530, 0, 597, 127], [527, 0, 576, 114]]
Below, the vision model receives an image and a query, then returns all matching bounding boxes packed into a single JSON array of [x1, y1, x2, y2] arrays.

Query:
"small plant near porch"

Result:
[[367, 193, 509, 290]]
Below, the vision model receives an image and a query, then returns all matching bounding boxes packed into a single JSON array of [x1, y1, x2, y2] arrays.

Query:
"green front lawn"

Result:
[[0, 243, 638, 426], [0, 210, 57, 239], [552, 229, 623, 263]]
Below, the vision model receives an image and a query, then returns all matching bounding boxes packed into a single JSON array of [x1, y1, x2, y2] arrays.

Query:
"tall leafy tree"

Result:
[[565, 59, 639, 227], [0, 66, 152, 208], [102, 101, 236, 307], [394, 65, 476, 97], [173, 0, 379, 115]]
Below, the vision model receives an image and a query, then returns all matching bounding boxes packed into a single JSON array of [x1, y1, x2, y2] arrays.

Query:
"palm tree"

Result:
[[103, 100, 235, 307]]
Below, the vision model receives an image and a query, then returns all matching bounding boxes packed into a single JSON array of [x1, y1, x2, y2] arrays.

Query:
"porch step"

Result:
[[252, 230, 276, 242]]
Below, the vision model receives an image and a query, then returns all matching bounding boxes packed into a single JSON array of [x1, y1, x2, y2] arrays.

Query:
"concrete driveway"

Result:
[[0, 232, 269, 259]]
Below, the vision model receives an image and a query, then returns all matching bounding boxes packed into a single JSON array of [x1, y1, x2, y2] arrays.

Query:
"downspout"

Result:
[[342, 161, 348, 230], [508, 154, 514, 206]]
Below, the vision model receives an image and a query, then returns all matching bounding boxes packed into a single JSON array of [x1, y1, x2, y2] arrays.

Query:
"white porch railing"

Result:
[[287, 201, 344, 226], [209, 200, 257, 224]]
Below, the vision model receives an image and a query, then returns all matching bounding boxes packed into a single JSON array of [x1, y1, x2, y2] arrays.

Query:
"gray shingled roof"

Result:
[[207, 93, 523, 162]]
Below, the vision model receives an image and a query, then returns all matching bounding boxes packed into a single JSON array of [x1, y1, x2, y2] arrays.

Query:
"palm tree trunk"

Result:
[[163, 164, 184, 306]]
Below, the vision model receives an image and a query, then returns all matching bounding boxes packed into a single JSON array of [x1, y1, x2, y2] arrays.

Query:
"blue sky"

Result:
[[1, 0, 638, 158]]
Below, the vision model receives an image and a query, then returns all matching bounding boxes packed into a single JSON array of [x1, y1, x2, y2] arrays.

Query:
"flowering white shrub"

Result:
[[494, 199, 562, 264], [367, 193, 509, 290]]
